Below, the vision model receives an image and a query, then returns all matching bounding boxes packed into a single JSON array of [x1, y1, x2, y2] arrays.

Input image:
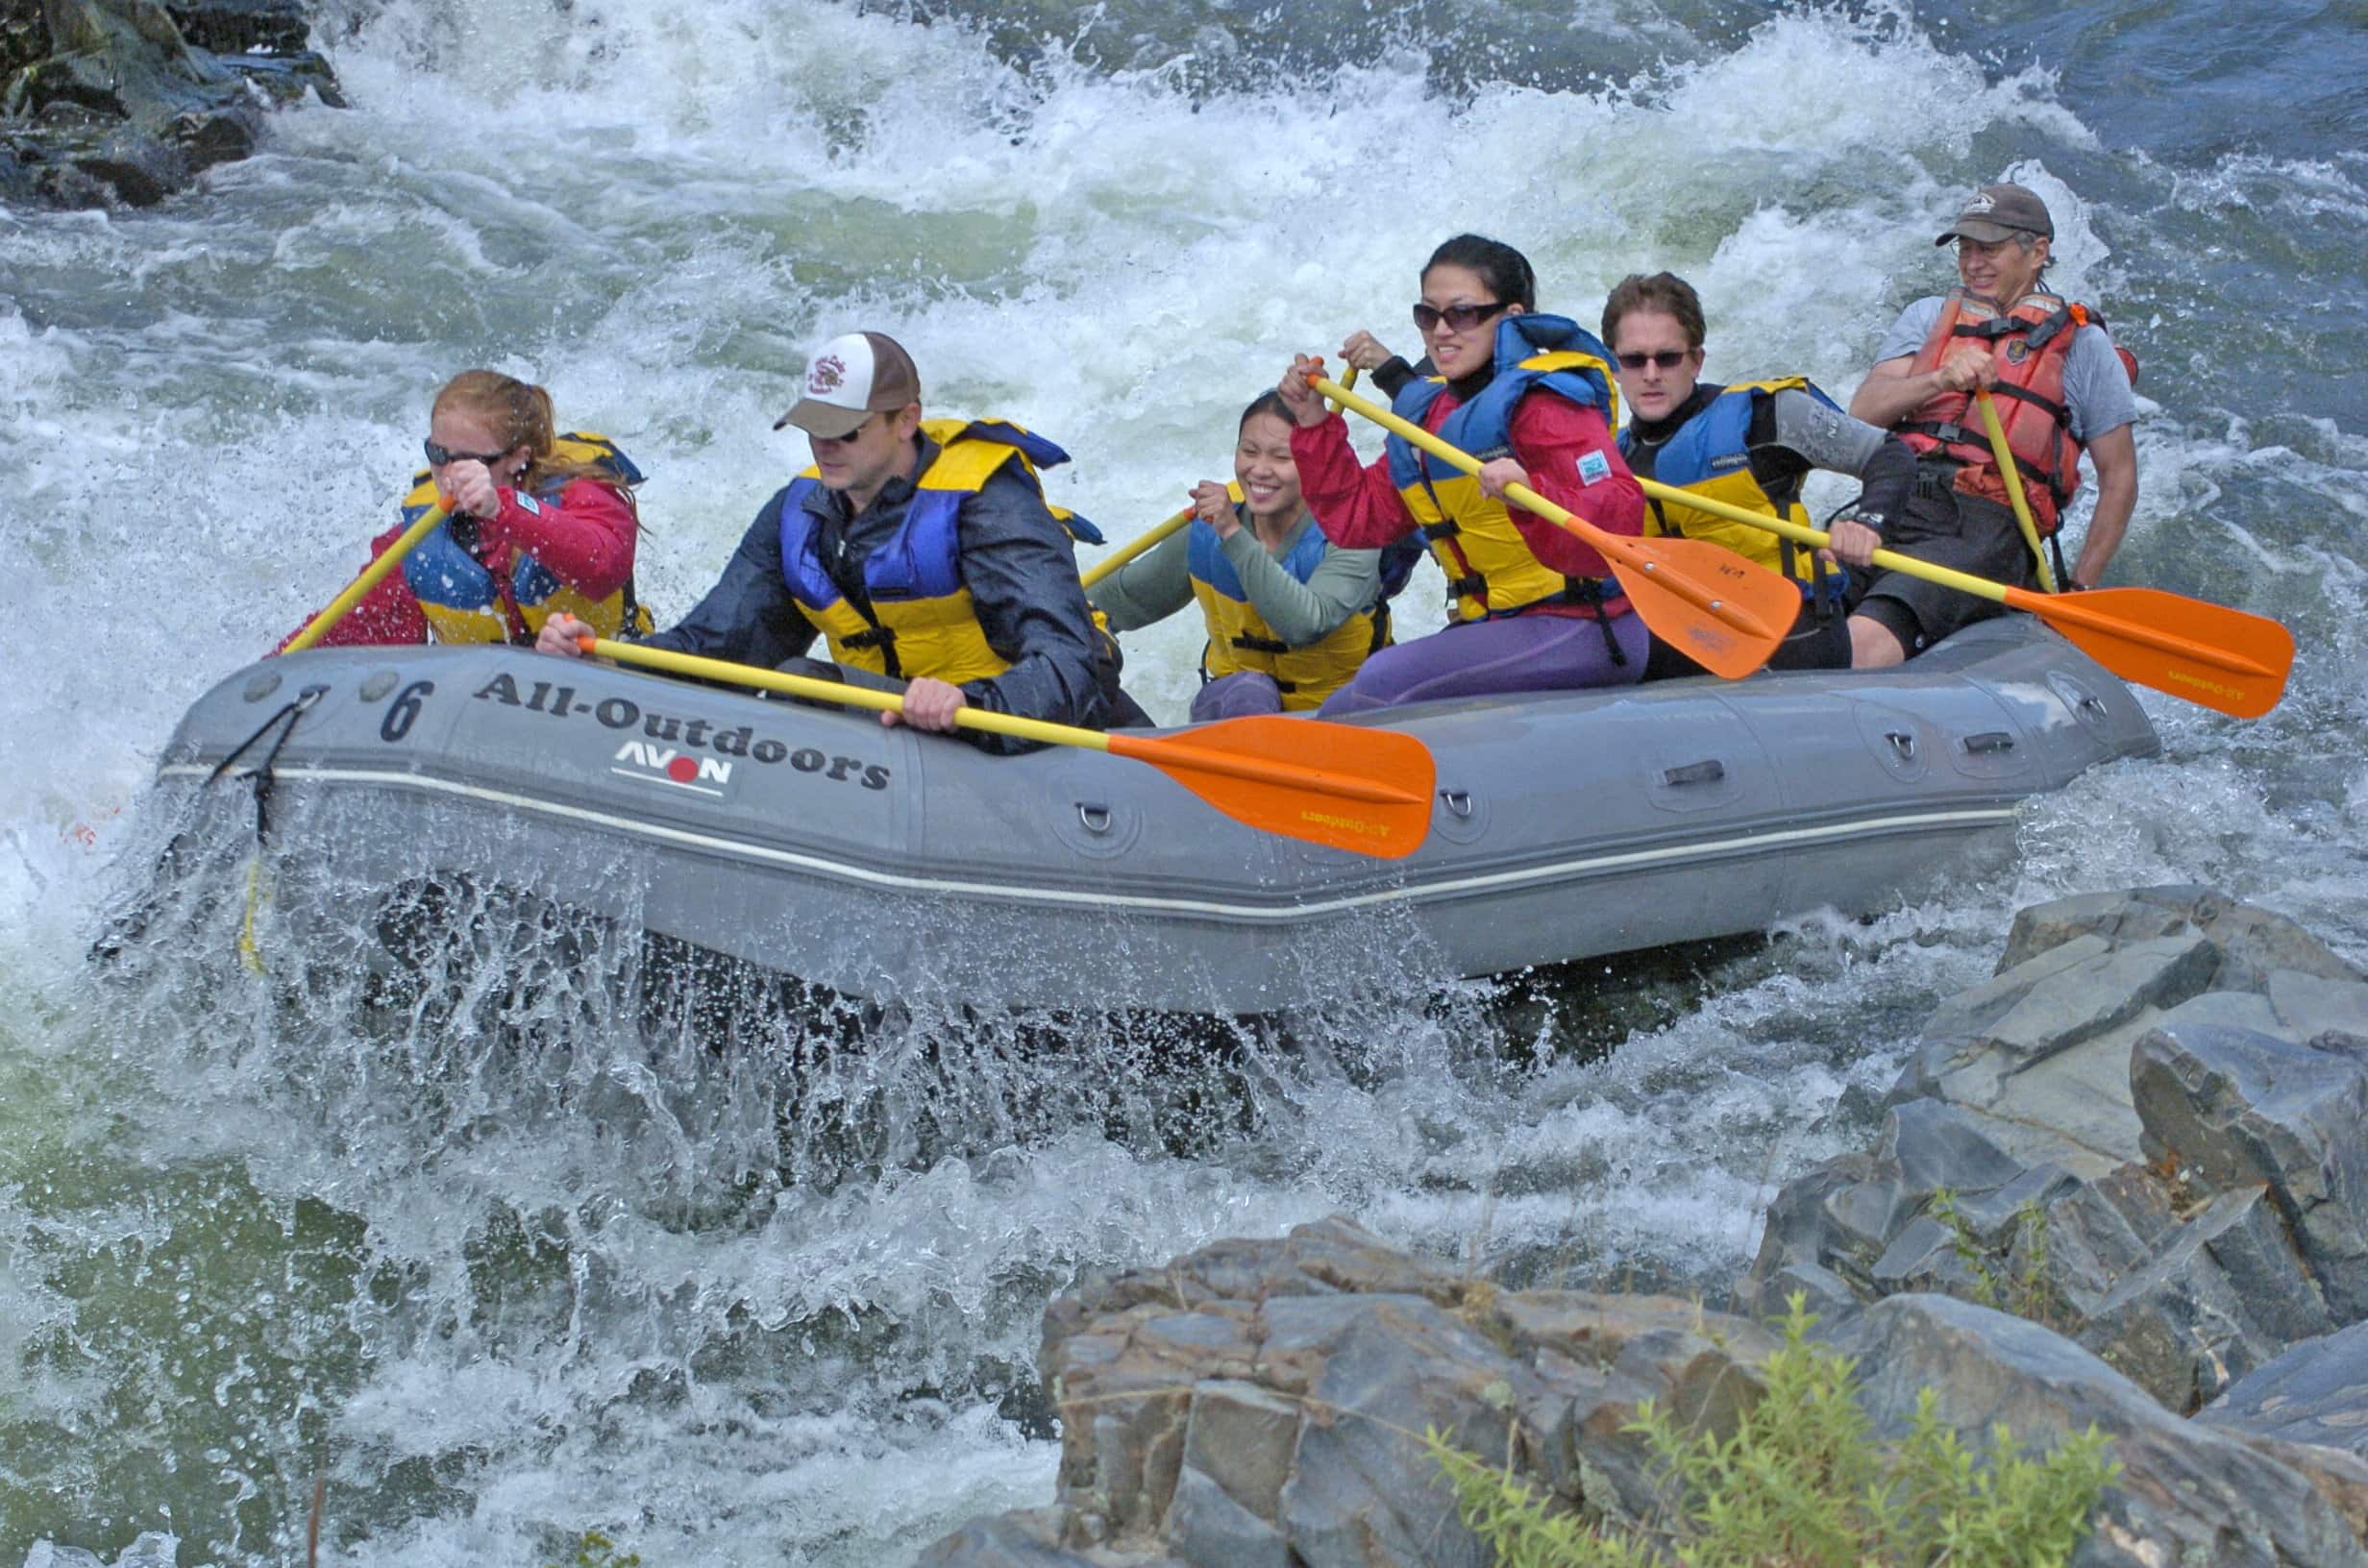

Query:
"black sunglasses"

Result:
[[424, 438, 509, 467], [808, 411, 884, 447], [1411, 301, 1510, 334], [1616, 350, 1692, 371]]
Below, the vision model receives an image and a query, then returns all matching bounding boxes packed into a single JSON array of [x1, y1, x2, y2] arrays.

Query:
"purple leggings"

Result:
[[1190, 671, 1286, 723], [1317, 611, 1648, 716]]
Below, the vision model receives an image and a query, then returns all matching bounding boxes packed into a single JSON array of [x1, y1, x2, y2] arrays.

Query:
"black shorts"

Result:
[[1641, 590, 1851, 680], [1845, 478, 2038, 654]]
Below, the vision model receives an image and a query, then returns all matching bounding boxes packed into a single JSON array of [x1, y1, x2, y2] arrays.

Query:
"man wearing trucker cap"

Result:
[[1831, 183, 2139, 666], [540, 331, 1122, 747]]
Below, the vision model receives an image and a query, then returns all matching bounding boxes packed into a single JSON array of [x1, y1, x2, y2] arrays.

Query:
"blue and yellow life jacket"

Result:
[[1622, 378, 1838, 597], [1187, 493, 1387, 711], [778, 418, 1092, 685], [399, 431, 650, 645], [1384, 314, 1625, 622]]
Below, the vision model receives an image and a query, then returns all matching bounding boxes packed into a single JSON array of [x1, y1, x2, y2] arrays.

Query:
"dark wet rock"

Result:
[[925, 891, 2368, 1565], [1743, 886, 2368, 1418], [2, 0, 337, 208], [3, 0, 48, 78], [1997, 884, 2366, 992], [1886, 929, 2219, 1174], [1829, 1294, 2368, 1567], [2134, 1023, 2368, 1322], [964, 1216, 1788, 1566], [162, 0, 305, 55], [2201, 1317, 2368, 1459], [2223, 1436, 2368, 1552], [926, 1217, 2368, 1567], [916, 1508, 1165, 1568]]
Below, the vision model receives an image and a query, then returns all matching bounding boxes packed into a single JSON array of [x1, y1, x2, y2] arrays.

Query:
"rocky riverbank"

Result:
[[19, 886, 2366, 1567], [2, 0, 337, 208], [923, 887, 2368, 1567]]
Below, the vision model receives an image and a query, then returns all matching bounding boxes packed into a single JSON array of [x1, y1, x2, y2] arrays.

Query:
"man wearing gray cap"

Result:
[[538, 330, 1126, 747], [1831, 182, 2139, 666]]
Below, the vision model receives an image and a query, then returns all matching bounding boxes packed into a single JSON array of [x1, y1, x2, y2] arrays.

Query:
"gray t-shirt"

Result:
[[1874, 296, 2136, 444], [1090, 509, 1381, 648], [1767, 386, 1892, 477]]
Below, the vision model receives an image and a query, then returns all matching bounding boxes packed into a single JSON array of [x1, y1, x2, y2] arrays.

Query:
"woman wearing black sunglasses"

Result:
[[1273, 233, 1646, 714], [1601, 271, 1915, 677], [279, 370, 649, 649]]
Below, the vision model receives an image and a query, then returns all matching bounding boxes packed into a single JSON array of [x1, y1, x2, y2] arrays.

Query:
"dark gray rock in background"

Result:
[[1829, 1293, 2368, 1568], [1741, 885, 2368, 1417], [923, 1218, 2368, 1567], [1, 0, 339, 209], [916, 890, 2368, 1568], [2201, 1317, 2368, 1459], [162, 0, 305, 55]]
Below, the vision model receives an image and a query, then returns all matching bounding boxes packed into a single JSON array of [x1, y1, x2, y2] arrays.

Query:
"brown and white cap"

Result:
[[1935, 183, 2055, 246], [774, 331, 923, 437]]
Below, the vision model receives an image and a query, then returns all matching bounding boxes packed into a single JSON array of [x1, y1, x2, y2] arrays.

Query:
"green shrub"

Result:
[[1427, 1294, 2116, 1568], [1929, 1188, 2064, 1328]]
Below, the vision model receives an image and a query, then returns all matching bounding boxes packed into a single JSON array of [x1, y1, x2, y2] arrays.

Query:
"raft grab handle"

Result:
[[1659, 760, 1727, 788]]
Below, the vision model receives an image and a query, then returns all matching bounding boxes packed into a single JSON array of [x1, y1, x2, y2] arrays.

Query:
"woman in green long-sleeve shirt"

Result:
[[1091, 393, 1390, 721]]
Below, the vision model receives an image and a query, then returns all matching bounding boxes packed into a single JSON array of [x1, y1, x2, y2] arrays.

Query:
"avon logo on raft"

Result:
[[611, 740, 734, 797]]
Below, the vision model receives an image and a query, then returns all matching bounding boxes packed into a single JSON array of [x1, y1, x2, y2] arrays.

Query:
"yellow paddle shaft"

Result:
[[585, 636, 1427, 805], [1079, 504, 1190, 589], [1323, 362, 1360, 414], [1977, 390, 2060, 593], [1314, 375, 2011, 610], [1081, 369, 1361, 593], [1313, 377, 1624, 554], [282, 505, 451, 653], [1631, 478, 2011, 607], [586, 636, 1117, 751]]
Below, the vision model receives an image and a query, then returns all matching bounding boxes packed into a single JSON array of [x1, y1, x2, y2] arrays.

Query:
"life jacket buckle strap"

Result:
[[1986, 380, 2072, 425]]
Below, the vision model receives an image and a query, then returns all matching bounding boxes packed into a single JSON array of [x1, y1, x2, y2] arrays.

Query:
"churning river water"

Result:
[[3, 0, 2365, 1561]]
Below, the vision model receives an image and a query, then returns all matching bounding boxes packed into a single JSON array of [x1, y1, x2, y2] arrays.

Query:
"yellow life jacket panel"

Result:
[[777, 418, 1076, 686], [1383, 314, 1625, 622], [1620, 379, 1838, 596], [1187, 494, 1388, 711]]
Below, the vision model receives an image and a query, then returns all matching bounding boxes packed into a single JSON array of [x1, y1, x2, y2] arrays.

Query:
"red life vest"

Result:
[[1899, 289, 2132, 535]]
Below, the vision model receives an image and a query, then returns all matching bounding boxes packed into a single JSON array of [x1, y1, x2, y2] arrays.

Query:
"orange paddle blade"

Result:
[[2005, 585, 2295, 720], [1107, 715, 1436, 860], [1591, 530, 1802, 679]]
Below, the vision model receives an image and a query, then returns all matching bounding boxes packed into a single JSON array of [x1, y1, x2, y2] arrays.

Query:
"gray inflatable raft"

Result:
[[150, 617, 2158, 1013]]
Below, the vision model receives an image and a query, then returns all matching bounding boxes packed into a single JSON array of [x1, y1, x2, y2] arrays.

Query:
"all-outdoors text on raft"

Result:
[[465, 673, 894, 789]]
